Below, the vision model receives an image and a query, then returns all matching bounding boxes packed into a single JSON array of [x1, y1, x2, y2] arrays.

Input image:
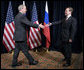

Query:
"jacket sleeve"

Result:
[[69, 18, 77, 40], [21, 16, 39, 28], [52, 18, 64, 25]]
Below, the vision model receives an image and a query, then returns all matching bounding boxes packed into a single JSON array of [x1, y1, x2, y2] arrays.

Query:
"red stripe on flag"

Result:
[[3, 40, 10, 52], [32, 29, 40, 46], [11, 22, 15, 33], [5, 25, 15, 47], [33, 22, 41, 45], [11, 22, 15, 31], [33, 28, 41, 44], [29, 33, 35, 49], [43, 22, 50, 48], [8, 23, 14, 34], [3, 33, 13, 50], [30, 29, 38, 47], [29, 37, 34, 49]]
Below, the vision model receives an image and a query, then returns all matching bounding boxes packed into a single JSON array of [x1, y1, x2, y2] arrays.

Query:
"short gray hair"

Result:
[[67, 7, 73, 13], [18, 5, 25, 11]]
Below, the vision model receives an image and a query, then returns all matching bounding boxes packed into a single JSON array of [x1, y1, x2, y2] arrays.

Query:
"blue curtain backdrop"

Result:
[[1, 0, 83, 53]]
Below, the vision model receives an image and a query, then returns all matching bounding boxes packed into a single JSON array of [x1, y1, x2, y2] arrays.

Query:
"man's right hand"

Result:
[[39, 24, 44, 29], [49, 22, 52, 26]]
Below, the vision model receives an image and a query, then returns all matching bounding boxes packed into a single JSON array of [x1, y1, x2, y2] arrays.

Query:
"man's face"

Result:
[[22, 6, 27, 14], [65, 8, 71, 16]]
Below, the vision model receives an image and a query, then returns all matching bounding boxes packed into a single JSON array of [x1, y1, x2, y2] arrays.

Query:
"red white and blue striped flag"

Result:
[[3, 1, 15, 52], [43, 1, 51, 48], [27, 2, 41, 49]]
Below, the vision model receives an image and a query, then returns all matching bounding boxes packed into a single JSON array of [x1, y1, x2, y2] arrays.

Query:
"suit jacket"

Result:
[[14, 12, 39, 41], [52, 16, 77, 42]]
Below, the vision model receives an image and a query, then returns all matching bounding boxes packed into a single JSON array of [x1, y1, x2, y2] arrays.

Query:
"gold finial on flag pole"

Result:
[[12, 50, 14, 55], [36, 49, 37, 52], [46, 48, 49, 53]]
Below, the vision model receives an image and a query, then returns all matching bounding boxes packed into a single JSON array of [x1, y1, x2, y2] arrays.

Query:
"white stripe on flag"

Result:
[[3, 36, 12, 51], [10, 22, 15, 32], [31, 27, 41, 45], [4, 29, 15, 48], [5, 23, 13, 38], [30, 29, 37, 47], [29, 38, 34, 49], [35, 28, 41, 40]]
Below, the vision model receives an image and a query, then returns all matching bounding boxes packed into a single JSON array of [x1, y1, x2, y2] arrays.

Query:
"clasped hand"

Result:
[[39, 22, 52, 29]]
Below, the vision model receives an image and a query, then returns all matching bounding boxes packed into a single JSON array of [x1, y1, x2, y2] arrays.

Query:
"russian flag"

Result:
[[43, 1, 50, 48]]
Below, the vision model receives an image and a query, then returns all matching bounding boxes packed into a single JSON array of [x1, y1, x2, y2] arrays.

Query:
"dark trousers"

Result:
[[12, 41, 34, 65], [60, 41, 72, 64]]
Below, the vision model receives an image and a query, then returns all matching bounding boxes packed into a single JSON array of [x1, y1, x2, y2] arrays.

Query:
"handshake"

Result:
[[39, 22, 52, 29]]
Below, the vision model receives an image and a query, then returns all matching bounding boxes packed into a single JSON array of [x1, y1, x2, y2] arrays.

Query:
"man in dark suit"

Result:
[[12, 5, 44, 67], [47, 7, 77, 67]]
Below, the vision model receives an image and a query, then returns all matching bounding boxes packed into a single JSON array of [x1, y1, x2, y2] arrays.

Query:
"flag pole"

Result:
[[23, 1, 25, 5]]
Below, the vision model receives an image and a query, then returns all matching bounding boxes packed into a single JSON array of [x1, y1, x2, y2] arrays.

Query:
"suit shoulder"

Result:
[[71, 17, 77, 24], [16, 12, 23, 17], [72, 17, 77, 21], [15, 13, 23, 20]]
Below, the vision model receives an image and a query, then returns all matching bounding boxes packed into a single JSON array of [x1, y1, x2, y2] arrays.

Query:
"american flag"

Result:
[[3, 1, 15, 52], [43, 1, 50, 48], [27, 2, 41, 49]]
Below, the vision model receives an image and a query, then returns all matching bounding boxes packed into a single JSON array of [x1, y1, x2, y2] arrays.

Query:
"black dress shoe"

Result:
[[29, 61, 38, 65], [63, 63, 71, 67], [12, 63, 22, 67]]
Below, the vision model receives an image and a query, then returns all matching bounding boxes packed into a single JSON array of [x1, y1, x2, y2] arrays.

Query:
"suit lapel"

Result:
[[65, 16, 72, 23]]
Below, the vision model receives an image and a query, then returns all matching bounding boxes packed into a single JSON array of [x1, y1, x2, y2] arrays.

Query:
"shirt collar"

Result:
[[19, 12, 26, 16], [66, 14, 71, 19]]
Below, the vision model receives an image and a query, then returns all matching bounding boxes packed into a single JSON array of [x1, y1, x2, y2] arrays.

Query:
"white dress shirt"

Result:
[[66, 14, 71, 20]]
